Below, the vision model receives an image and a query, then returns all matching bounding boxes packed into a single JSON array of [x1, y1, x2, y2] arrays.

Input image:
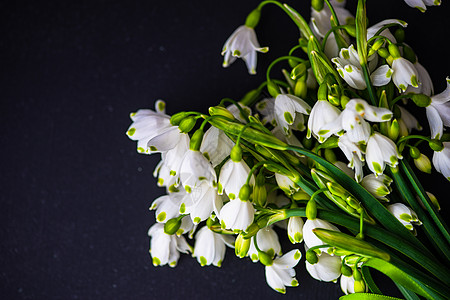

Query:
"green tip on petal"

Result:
[[200, 256, 208, 266], [152, 257, 161, 266], [275, 288, 286, 294], [284, 111, 294, 125], [127, 128, 136, 136], [157, 212, 166, 222]]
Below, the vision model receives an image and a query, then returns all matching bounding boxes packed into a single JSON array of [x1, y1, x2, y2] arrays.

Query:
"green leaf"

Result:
[[395, 283, 420, 300], [340, 293, 403, 300], [361, 266, 382, 294]]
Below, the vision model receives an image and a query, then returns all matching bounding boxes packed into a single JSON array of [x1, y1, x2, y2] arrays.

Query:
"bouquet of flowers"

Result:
[[126, 0, 449, 298]]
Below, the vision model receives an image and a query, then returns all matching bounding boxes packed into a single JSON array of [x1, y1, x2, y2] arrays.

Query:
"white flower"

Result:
[[426, 78, 450, 139], [367, 19, 407, 44], [193, 226, 234, 267], [200, 126, 235, 167], [366, 132, 403, 176], [275, 173, 299, 195], [222, 25, 268, 74], [392, 57, 419, 92], [148, 223, 191, 267], [404, 0, 441, 12], [338, 133, 365, 182], [274, 94, 311, 135], [219, 198, 255, 232], [307, 100, 341, 142], [332, 45, 392, 90], [387, 203, 422, 231], [179, 150, 217, 192], [226, 103, 252, 123], [150, 192, 183, 223], [433, 142, 450, 180], [255, 98, 277, 126], [180, 182, 217, 225], [287, 216, 304, 244], [303, 218, 340, 252], [405, 60, 434, 96], [305, 251, 342, 282], [265, 249, 302, 294], [248, 226, 282, 262], [218, 158, 254, 200], [341, 275, 354, 294], [361, 174, 392, 201], [397, 105, 422, 137]]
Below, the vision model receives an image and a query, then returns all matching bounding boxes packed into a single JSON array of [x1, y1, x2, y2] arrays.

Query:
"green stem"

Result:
[[266, 55, 304, 82], [219, 98, 250, 123]]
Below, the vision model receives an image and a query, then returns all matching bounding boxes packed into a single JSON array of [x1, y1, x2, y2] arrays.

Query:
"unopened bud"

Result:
[[409, 146, 421, 159], [306, 199, 317, 220], [170, 111, 191, 126], [267, 80, 280, 98], [291, 63, 307, 80], [377, 48, 389, 59], [230, 145, 243, 162], [294, 79, 308, 98], [209, 106, 235, 120], [189, 129, 204, 151], [388, 119, 400, 141], [426, 192, 440, 211], [258, 251, 274, 266], [414, 153, 432, 174], [235, 234, 251, 258], [354, 280, 366, 293], [253, 172, 268, 207], [353, 268, 363, 281], [388, 44, 401, 59]]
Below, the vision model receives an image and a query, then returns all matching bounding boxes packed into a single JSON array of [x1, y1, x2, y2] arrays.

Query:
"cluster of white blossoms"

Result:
[[127, 0, 449, 298]]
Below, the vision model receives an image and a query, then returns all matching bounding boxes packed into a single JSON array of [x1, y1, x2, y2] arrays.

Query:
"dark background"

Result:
[[1, 1, 448, 299]]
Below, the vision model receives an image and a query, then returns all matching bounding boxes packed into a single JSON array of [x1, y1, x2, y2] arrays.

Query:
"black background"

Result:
[[1, 1, 449, 299]]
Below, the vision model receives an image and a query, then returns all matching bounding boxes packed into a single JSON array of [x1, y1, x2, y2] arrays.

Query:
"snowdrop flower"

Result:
[[222, 25, 268, 74], [338, 133, 365, 182], [265, 249, 301, 294], [193, 226, 234, 267], [404, 0, 441, 12], [226, 103, 252, 123], [218, 157, 254, 200], [179, 149, 217, 192], [405, 60, 434, 96], [305, 251, 342, 282], [303, 218, 340, 252], [367, 19, 407, 44], [307, 100, 341, 142], [275, 173, 299, 195], [340, 274, 355, 294], [332, 45, 393, 90], [361, 174, 392, 202], [426, 78, 450, 139], [387, 203, 422, 231], [389, 44, 419, 92], [200, 126, 235, 167], [150, 192, 184, 223], [248, 226, 282, 262], [287, 216, 304, 244], [274, 94, 311, 135], [433, 142, 450, 180], [366, 132, 402, 176], [220, 198, 255, 232], [148, 223, 191, 267], [255, 98, 277, 126], [180, 182, 218, 224], [320, 99, 392, 144]]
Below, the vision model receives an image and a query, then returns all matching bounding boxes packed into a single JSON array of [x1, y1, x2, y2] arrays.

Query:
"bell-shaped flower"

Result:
[[126, 101, 176, 154], [200, 126, 235, 167], [180, 182, 217, 225], [404, 0, 441, 12], [179, 149, 217, 192], [148, 223, 192, 267], [361, 174, 392, 202], [367, 19, 407, 44], [392, 57, 419, 92], [405, 60, 434, 96], [338, 133, 365, 182], [332, 45, 393, 90], [265, 249, 302, 294], [287, 216, 304, 244], [275, 173, 299, 195], [219, 198, 255, 232], [432, 142, 450, 180], [305, 250, 342, 282], [226, 103, 252, 123], [218, 157, 254, 200], [221, 25, 268, 75], [426, 78, 450, 139], [247, 226, 282, 262], [340, 274, 355, 295], [307, 100, 341, 142], [274, 94, 311, 136], [255, 98, 277, 126], [150, 192, 184, 223], [366, 132, 403, 176], [387, 203, 422, 231], [303, 218, 340, 252], [193, 226, 235, 267]]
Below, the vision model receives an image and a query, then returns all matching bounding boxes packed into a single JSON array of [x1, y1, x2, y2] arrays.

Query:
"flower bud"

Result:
[[294, 79, 308, 98], [324, 149, 337, 163], [340, 95, 350, 109], [388, 44, 401, 59], [235, 233, 251, 258], [306, 199, 317, 220], [253, 172, 268, 207], [189, 128, 204, 150], [258, 251, 274, 266], [170, 111, 191, 126], [426, 192, 440, 211], [291, 63, 307, 80], [241, 222, 260, 239], [240, 89, 261, 106], [352, 268, 362, 281], [368, 39, 384, 56], [179, 116, 196, 133], [388, 119, 400, 141], [164, 217, 182, 235], [409, 146, 421, 159], [377, 48, 390, 59], [230, 145, 243, 162], [414, 153, 431, 174], [287, 216, 304, 244], [394, 28, 405, 44], [305, 249, 319, 264], [354, 280, 366, 293], [267, 80, 280, 98], [342, 24, 356, 37], [209, 106, 235, 120]]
